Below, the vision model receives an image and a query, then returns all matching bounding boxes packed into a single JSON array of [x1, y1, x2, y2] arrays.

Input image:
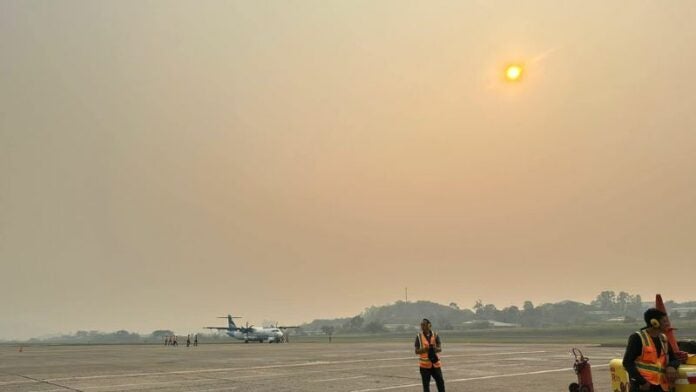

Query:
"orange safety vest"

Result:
[[418, 332, 441, 368], [635, 330, 669, 391]]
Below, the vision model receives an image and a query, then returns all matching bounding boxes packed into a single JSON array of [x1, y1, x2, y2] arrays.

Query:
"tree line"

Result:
[[7, 330, 227, 344], [7, 291, 696, 342], [303, 291, 696, 334]]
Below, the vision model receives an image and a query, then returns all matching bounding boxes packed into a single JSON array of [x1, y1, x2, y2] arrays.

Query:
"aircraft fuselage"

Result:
[[227, 328, 284, 343]]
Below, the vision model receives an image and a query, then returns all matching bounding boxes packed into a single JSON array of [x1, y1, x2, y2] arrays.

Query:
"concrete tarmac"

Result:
[[0, 343, 623, 391]]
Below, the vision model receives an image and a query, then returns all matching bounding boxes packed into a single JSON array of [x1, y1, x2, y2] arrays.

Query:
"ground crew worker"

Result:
[[622, 308, 680, 391], [414, 318, 445, 392]]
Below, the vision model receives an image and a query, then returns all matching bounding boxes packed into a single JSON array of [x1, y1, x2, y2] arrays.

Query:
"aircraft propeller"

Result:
[[238, 321, 254, 334]]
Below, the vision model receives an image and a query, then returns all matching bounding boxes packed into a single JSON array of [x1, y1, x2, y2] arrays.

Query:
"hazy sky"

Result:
[[2, 1, 696, 340]]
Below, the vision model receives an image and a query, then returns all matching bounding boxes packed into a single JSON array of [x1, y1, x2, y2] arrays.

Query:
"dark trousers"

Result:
[[420, 367, 445, 392], [629, 382, 665, 392]]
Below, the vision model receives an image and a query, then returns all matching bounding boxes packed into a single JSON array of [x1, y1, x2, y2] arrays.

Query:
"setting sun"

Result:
[[505, 65, 523, 81]]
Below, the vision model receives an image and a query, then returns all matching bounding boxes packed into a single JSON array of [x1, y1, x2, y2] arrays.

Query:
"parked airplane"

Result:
[[205, 315, 297, 343]]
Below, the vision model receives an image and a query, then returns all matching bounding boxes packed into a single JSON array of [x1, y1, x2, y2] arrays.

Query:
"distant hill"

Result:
[[363, 300, 475, 327], [300, 300, 475, 333], [8, 292, 696, 342], [300, 292, 696, 334]]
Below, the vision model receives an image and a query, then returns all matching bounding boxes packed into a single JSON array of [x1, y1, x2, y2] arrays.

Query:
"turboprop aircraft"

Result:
[[205, 315, 297, 343]]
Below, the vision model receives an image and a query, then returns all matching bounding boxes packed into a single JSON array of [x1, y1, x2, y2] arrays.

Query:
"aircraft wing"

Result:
[[204, 327, 231, 330]]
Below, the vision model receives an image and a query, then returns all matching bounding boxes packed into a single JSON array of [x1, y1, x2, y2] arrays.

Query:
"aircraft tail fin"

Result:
[[217, 315, 242, 330]]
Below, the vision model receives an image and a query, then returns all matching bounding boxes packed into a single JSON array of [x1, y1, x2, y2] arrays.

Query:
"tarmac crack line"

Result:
[[192, 373, 250, 383], [76, 377, 227, 390], [13, 373, 83, 392], [310, 375, 368, 383], [187, 387, 238, 392]]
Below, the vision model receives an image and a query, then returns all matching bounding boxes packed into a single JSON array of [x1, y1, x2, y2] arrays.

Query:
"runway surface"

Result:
[[0, 342, 623, 391]]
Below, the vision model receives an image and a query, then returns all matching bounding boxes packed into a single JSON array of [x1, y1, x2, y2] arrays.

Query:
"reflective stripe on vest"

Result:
[[635, 330, 669, 391], [418, 332, 441, 368]]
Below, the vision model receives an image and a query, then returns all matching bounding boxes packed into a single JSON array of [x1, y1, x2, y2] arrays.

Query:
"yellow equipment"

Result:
[[610, 358, 696, 392]]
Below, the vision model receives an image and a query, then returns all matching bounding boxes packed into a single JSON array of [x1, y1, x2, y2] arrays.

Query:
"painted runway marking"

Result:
[[311, 375, 368, 383], [0, 380, 34, 385], [28, 374, 242, 391], [77, 378, 228, 390], [42, 350, 548, 382], [27, 389, 68, 392], [350, 363, 610, 391], [190, 361, 420, 382]]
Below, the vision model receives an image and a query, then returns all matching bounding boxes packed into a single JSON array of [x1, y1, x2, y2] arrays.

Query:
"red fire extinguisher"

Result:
[[569, 348, 594, 392]]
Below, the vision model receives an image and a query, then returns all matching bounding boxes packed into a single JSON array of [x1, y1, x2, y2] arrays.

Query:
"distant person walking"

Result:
[[194, 334, 198, 347], [187, 335, 191, 347], [172, 335, 178, 346], [414, 318, 445, 392], [164, 336, 169, 346]]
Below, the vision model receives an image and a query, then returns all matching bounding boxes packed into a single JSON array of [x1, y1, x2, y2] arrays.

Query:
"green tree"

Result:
[[616, 291, 630, 314], [520, 301, 540, 327], [482, 304, 500, 321], [363, 321, 386, 333], [501, 306, 520, 324], [473, 299, 483, 318], [151, 330, 175, 339], [523, 301, 534, 312], [592, 290, 617, 311], [321, 325, 335, 342], [348, 316, 364, 331], [629, 294, 643, 318]]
